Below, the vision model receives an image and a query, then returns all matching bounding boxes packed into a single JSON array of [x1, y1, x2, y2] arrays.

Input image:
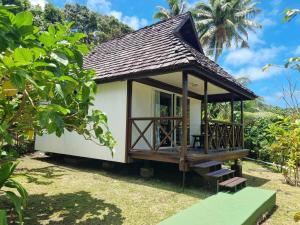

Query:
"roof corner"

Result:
[[173, 11, 204, 54]]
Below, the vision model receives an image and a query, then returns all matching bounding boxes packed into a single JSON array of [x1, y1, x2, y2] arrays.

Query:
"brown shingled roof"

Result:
[[84, 12, 256, 98]]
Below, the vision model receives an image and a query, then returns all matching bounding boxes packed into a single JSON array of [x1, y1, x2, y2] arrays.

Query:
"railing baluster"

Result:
[[206, 120, 243, 152], [129, 117, 183, 152]]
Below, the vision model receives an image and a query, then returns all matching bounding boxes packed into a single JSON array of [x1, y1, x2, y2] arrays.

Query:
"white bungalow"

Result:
[[35, 12, 257, 172]]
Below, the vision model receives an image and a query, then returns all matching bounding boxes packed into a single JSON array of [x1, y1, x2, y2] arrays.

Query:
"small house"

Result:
[[35, 12, 257, 172]]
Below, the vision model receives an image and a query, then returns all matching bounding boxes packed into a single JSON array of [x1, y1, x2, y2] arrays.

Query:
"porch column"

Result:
[[125, 80, 133, 163], [204, 80, 208, 154], [180, 71, 188, 171], [240, 101, 244, 149], [231, 100, 235, 149]]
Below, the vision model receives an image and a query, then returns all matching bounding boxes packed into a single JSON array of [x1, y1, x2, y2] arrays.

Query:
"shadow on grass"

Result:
[[34, 155, 212, 199], [23, 191, 124, 225], [243, 174, 270, 187], [16, 166, 65, 185]]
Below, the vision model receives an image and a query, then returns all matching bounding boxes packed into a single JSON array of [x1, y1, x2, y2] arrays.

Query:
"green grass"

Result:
[[2, 155, 300, 225]]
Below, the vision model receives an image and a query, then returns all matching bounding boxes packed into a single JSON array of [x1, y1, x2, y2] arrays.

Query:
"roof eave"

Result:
[[93, 63, 257, 101]]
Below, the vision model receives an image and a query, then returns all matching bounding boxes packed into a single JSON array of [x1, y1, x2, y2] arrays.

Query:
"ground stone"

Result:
[[140, 167, 154, 178]]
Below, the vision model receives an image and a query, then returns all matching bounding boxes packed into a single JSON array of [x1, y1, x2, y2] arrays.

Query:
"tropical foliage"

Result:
[[154, 0, 187, 20], [0, 161, 28, 225], [244, 116, 276, 161], [266, 116, 300, 186], [153, 0, 262, 61], [0, 0, 133, 44], [0, 5, 115, 223], [192, 0, 261, 61], [284, 8, 300, 72]]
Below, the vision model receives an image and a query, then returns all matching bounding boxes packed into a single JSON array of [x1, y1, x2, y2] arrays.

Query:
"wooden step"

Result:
[[219, 177, 247, 192], [193, 161, 222, 169], [218, 177, 241, 186], [206, 169, 234, 178], [205, 169, 235, 192], [192, 161, 222, 175]]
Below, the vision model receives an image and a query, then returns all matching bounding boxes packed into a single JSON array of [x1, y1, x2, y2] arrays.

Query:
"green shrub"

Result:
[[244, 113, 278, 161]]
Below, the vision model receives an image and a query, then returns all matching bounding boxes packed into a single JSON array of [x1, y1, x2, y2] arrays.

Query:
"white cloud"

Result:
[[86, 0, 148, 30], [109, 10, 148, 30], [260, 18, 276, 27], [224, 46, 285, 67], [109, 10, 122, 20], [122, 16, 148, 30], [294, 45, 300, 55], [29, 0, 46, 9], [86, 0, 111, 14], [234, 66, 283, 81], [263, 90, 300, 107], [248, 30, 265, 46], [263, 91, 284, 106]]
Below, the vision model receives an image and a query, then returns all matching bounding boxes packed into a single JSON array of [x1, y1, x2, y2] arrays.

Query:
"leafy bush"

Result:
[[266, 116, 300, 186], [244, 113, 278, 161], [0, 160, 28, 225], [0, 5, 115, 223]]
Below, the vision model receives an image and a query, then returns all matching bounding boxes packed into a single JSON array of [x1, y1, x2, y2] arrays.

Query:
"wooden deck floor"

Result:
[[128, 148, 249, 165]]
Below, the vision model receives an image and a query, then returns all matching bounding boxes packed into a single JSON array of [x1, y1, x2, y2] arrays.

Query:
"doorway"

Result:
[[154, 91, 190, 148], [155, 91, 173, 147]]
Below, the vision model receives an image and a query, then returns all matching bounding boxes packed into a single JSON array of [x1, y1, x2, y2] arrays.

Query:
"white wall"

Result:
[[131, 82, 154, 149], [35, 81, 128, 163], [190, 98, 201, 138]]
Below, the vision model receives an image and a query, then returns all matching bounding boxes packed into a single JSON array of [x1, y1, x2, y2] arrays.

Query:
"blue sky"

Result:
[[31, 0, 300, 107]]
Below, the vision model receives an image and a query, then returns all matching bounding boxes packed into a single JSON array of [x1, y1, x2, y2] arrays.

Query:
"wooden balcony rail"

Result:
[[204, 120, 243, 151], [128, 117, 183, 152], [128, 118, 244, 153]]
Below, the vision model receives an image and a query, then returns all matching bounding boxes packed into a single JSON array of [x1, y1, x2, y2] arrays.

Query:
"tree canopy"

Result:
[[153, 0, 187, 20], [0, 5, 118, 223], [1, 1, 133, 45], [192, 0, 261, 61]]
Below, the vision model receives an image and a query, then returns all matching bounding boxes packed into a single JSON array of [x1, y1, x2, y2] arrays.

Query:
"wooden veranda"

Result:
[[125, 68, 251, 172]]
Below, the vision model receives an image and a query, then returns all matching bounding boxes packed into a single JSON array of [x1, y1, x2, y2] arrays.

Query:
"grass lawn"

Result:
[[3, 154, 300, 225]]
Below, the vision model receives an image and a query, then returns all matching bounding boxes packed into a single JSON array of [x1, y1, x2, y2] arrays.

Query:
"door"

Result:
[[154, 91, 173, 147]]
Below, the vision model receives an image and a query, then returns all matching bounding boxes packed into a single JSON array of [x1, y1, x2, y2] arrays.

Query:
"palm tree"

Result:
[[154, 0, 187, 20], [192, 0, 261, 61]]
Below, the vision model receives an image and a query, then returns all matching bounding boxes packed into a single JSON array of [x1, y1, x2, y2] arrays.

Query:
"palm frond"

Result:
[[192, 0, 261, 60], [153, 7, 171, 20]]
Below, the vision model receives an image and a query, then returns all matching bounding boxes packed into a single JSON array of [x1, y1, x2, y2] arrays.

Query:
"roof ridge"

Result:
[[91, 12, 191, 51]]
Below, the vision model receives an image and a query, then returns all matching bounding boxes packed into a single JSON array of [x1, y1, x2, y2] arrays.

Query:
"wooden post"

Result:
[[240, 100, 244, 149], [125, 80, 133, 163], [180, 71, 188, 171], [231, 100, 235, 150], [204, 80, 208, 154], [152, 118, 156, 151]]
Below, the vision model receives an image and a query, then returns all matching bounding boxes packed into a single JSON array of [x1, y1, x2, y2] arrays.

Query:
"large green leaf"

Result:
[[1, 56, 15, 68], [14, 48, 33, 65], [14, 11, 33, 28], [50, 52, 68, 66], [5, 191, 23, 223], [54, 83, 64, 99], [4, 179, 28, 205], [0, 210, 8, 225], [0, 161, 18, 188], [10, 71, 25, 90], [38, 32, 55, 47]]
